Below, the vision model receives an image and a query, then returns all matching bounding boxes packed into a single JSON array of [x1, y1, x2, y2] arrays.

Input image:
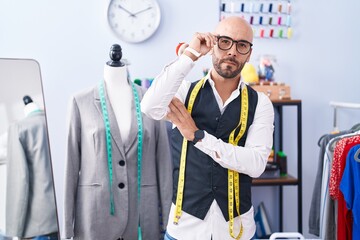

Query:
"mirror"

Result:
[[0, 59, 59, 239]]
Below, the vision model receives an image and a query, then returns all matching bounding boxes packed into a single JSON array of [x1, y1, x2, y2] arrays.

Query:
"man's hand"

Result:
[[190, 32, 216, 56], [167, 98, 198, 141], [181, 32, 216, 61]]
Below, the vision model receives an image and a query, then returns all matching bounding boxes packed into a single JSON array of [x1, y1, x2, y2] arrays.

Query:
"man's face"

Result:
[[212, 35, 251, 79]]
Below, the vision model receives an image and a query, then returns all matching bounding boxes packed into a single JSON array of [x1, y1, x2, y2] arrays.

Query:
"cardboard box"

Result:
[[250, 82, 291, 100]]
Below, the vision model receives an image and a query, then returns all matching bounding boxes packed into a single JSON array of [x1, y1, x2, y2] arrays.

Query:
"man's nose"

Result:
[[227, 44, 237, 56]]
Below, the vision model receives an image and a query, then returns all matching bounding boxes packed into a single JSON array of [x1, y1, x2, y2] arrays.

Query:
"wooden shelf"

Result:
[[252, 174, 298, 186]]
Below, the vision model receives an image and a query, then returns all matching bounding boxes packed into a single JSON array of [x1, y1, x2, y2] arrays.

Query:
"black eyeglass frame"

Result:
[[216, 35, 253, 55]]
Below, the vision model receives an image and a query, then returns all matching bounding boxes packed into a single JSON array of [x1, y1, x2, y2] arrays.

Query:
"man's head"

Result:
[[212, 17, 253, 80]]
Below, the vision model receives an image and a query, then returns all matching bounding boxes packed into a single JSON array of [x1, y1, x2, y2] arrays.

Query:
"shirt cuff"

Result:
[[179, 53, 197, 64], [194, 131, 220, 160]]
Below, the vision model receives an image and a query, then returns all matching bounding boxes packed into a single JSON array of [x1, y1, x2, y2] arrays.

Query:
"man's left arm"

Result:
[[197, 92, 274, 177], [168, 93, 274, 178]]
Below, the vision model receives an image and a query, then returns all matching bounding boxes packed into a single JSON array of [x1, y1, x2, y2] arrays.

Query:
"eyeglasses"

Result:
[[216, 36, 253, 55]]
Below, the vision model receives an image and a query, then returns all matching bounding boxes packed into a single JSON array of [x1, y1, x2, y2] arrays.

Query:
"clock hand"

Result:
[[132, 6, 153, 16], [118, 5, 136, 17]]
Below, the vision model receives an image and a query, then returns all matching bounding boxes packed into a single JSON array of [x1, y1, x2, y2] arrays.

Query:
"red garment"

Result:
[[330, 135, 360, 240], [330, 136, 360, 198], [338, 192, 353, 240]]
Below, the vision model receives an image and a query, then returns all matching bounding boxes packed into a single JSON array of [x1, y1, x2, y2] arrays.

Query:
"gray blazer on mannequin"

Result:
[[6, 112, 58, 238], [63, 84, 172, 240]]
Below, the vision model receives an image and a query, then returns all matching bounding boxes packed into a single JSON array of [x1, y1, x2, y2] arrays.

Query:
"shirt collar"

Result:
[[202, 68, 244, 90]]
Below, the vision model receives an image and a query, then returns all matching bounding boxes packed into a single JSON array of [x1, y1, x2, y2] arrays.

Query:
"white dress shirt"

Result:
[[141, 55, 274, 240]]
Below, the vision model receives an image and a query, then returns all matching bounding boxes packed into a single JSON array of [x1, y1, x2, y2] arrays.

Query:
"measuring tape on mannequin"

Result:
[[99, 80, 144, 240], [173, 77, 248, 239]]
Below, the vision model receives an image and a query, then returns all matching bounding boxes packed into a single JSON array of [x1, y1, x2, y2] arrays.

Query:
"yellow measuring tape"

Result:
[[228, 84, 248, 239], [173, 77, 249, 240]]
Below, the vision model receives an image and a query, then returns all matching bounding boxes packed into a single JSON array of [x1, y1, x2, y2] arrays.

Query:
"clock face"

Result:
[[107, 0, 161, 43]]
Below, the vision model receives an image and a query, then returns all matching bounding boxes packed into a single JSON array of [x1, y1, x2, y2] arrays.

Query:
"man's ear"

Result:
[[246, 48, 253, 62]]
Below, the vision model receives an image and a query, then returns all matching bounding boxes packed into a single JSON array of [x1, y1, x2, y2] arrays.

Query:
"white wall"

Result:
[[1, 0, 360, 238]]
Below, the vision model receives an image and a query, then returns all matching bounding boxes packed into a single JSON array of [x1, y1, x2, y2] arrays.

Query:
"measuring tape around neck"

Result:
[[173, 78, 248, 240], [99, 80, 144, 240]]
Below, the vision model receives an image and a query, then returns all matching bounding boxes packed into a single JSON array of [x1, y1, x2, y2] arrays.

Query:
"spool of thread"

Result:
[[269, 3, 273, 13], [143, 79, 151, 88], [260, 3, 263, 12], [134, 79, 142, 86], [249, 3, 253, 13], [259, 16, 263, 25], [230, 2, 235, 13], [269, 29, 274, 38], [260, 29, 265, 38], [277, 151, 287, 176], [278, 16, 282, 25], [287, 28, 293, 39], [241, 3, 244, 12], [286, 15, 291, 26], [250, 16, 254, 24], [269, 17, 272, 25], [287, 3, 292, 14], [278, 3, 282, 13], [222, 3, 225, 12], [279, 29, 283, 38]]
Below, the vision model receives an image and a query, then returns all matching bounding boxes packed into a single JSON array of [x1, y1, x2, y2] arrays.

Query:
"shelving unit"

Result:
[[219, 0, 294, 39], [252, 99, 302, 233]]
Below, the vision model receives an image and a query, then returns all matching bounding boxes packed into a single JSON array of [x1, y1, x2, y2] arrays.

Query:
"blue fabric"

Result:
[[340, 144, 360, 240], [33, 232, 59, 240]]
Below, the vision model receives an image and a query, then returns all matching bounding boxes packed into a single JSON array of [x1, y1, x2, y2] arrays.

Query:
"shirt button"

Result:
[[119, 160, 125, 166], [215, 117, 219, 121], [213, 162, 217, 167], [118, 183, 125, 189], [213, 186, 217, 191]]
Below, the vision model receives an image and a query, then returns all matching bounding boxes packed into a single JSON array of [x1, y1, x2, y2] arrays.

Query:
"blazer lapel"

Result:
[[93, 84, 126, 158], [124, 97, 138, 154]]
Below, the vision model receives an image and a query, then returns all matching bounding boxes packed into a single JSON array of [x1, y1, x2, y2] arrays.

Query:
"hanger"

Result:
[[350, 123, 360, 132]]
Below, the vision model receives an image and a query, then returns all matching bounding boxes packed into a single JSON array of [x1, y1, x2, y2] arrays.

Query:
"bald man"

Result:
[[141, 17, 274, 240]]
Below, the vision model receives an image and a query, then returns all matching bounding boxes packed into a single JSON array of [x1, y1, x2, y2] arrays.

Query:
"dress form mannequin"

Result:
[[23, 95, 41, 117], [64, 44, 173, 239], [103, 44, 132, 143]]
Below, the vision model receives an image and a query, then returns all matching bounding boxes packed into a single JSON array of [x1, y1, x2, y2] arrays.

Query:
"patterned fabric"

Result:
[[340, 145, 360, 240], [329, 135, 360, 199]]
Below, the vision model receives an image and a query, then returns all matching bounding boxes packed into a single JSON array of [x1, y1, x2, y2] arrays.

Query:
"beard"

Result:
[[212, 55, 245, 79]]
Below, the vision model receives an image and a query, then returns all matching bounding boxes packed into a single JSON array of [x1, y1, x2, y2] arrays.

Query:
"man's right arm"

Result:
[[141, 55, 195, 120]]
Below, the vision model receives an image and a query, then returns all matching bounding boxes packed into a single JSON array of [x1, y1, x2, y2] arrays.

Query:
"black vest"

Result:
[[170, 80, 258, 221]]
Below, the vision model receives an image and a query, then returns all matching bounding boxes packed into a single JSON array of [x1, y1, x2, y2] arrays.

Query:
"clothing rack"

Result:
[[329, 101, 360, 132]]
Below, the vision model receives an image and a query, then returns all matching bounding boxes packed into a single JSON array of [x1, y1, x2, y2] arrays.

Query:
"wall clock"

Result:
[[107, 0, 162, 43]]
